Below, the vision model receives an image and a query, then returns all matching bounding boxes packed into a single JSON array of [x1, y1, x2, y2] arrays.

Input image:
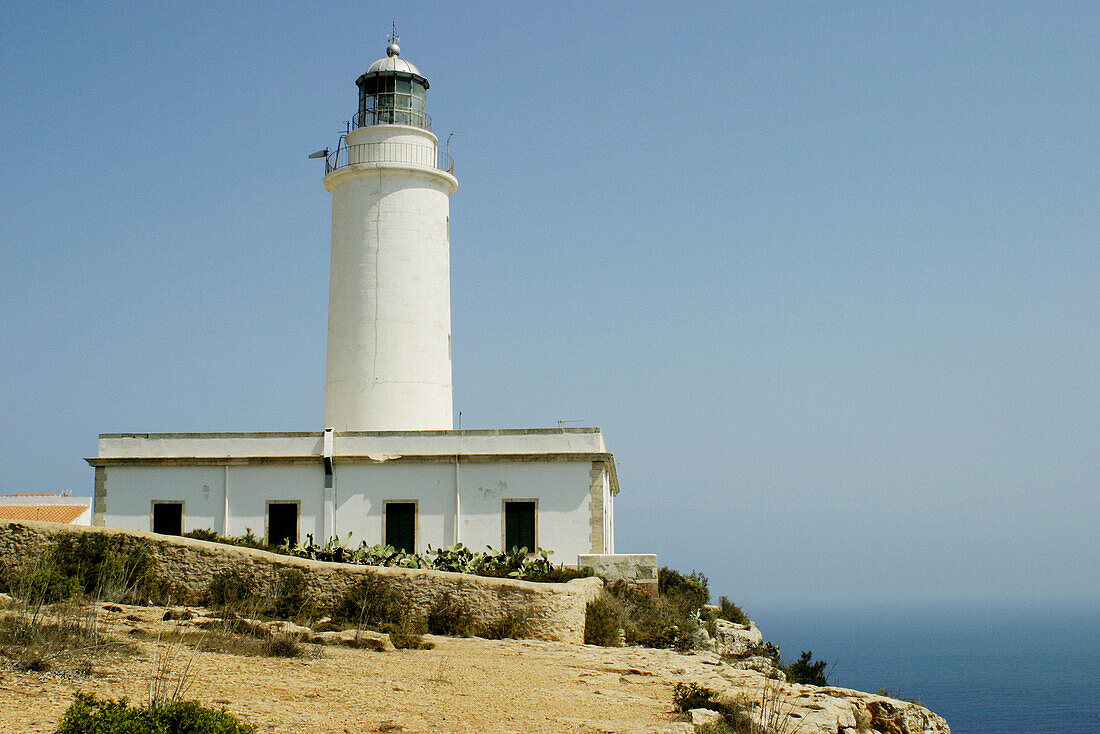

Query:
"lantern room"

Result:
[[355, 41, 430, 130]]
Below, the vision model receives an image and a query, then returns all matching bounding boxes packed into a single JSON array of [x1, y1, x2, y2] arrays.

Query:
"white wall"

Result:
[[100, 458, 603, 561], [458, 462, 593, 557], [103, 465, 227, 534], [224, 465, 325, 542], [334, 462, 456, 550]]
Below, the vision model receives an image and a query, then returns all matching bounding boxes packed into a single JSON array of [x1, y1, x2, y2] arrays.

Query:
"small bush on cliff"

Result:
[[714, 595, 749, 625], [671, 682, 758, 733], [658, 567, 710, 613], [783, 650, 829, 686], [585, 579, 701, 650], [55, 692, 255, 734]]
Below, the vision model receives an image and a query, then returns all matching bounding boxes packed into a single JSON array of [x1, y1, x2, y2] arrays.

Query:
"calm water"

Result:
[[751, 600, 1098, 734]]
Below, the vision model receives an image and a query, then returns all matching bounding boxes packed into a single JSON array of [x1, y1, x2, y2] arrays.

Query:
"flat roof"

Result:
[[88, 427, 619, 494]]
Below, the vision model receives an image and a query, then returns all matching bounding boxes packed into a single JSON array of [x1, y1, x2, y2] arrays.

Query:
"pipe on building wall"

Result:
[[222, 465, 230, 535], [454, 455, 461, 546], [323, 428, 336, 540]]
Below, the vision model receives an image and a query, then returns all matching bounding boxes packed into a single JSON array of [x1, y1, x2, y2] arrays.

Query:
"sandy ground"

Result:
[[0, 603, 708, 734], [0, 603, 953, 734]]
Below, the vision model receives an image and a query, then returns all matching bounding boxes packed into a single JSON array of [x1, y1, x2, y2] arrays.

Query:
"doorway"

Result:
[[151, 501, 183, 536], [267, 502, 299, 547], [384, 502, 416, 553]]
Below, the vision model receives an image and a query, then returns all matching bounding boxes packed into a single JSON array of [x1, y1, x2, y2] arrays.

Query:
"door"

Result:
[[504, 501, 536, 552], [267, 502, 298, 547], [152, 502, 183, 535], [385, 502, 416, 553]]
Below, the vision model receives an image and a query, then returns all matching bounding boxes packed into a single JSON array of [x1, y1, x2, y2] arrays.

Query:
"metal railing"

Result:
[[324, 141, 455, 176], [352, 107, 432, 131]]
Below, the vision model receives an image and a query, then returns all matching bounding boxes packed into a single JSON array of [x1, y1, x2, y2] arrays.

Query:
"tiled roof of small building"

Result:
[[0, 505, 87, 524]]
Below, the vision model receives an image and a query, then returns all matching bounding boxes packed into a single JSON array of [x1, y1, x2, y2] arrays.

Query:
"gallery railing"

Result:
[[324, 142, 455, 176]]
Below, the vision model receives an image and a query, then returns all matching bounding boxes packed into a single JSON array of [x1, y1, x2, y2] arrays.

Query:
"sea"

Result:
[[750, 600, 1098, 734]]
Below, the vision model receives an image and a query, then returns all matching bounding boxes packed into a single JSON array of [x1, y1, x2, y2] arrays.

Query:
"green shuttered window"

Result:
[[504, 501, 536, 552]]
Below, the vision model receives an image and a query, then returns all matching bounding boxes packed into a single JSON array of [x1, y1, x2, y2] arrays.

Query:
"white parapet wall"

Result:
[[577, 554, 659, 595]]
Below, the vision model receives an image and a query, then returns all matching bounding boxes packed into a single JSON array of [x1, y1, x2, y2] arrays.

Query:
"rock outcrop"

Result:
[[711, 618, 763, 657]]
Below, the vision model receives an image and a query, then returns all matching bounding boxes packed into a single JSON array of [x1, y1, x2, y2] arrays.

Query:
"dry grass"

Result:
[[148, 634, 200, 706], [0, 596, 137, 676]]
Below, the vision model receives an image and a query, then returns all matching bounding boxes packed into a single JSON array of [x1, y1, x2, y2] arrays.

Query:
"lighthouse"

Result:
[[321, 35, 458, 431], [89, 32, 633, 579]]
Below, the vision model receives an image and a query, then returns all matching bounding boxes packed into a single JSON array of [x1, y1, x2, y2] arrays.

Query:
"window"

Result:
[[151, 501, 183, 536], [267, 502, 299, 547], [384, 502, 416, 553], [504, 501, 536, 552]]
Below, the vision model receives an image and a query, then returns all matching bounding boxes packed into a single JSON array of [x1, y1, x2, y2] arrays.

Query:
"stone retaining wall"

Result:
[[0, 520, 603, 643]]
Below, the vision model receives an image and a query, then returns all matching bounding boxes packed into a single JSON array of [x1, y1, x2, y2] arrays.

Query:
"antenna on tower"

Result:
[[386, 20, 401, 58]]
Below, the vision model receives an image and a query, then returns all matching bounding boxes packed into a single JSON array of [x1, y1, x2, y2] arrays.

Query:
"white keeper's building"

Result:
[[86, 38, 623, 565]]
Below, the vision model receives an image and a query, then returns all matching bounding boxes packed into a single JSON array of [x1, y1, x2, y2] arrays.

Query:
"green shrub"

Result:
[[784, 650, 828, 686], [658, 567, 709, 613], [672, 681, 724, 712], [585, 579, 702, 650], [745, 640, 781, 662], [183, 529, 219, 542], [0, 553, 82, 604], [479, 612, 529, 640], [671, 683, 758, 733], [55, 692, 254, 734], [585, 591, 626, 646], [272, 568, 312, 620], [262, 634, 302, 658], [332, 573, 406, 631], [426, 594, 477, 637], [390, 630, 434, 649], [47, 534, 167, 603], [204, 570, 259, 608], [715, 595, 749, 625], [522, 564, 595, 583]]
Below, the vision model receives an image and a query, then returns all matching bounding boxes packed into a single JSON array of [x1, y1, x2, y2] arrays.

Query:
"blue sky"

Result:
[[1, 1, 1096, 609]]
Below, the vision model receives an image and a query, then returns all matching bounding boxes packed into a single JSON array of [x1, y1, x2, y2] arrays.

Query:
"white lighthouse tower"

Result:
[[322, 34, 458, 431], [90, 32, 630, 576]]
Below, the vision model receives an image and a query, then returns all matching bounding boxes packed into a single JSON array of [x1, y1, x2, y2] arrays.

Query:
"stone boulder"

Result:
[[712, 619, 762, 657], [310, 628, 394, 651]]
